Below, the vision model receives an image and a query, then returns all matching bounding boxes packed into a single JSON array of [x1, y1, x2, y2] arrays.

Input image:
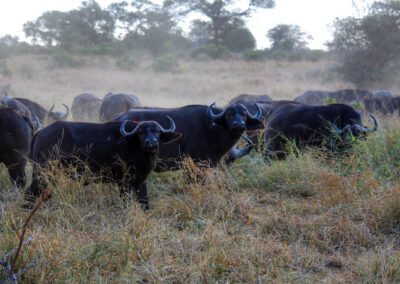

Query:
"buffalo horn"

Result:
[[207, 102, 226, 119], [333, 118, 351, 135], [60, 104, 70, 120], [244, 103, 262, 119], [363, 115, 378, 133], [228, 135, 255, 159], [33, 115, 42, 131], [158, 116, 176, 133]]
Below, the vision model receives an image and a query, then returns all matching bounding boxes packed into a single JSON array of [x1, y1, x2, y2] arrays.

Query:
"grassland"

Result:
[[0, 55, 399, 282]]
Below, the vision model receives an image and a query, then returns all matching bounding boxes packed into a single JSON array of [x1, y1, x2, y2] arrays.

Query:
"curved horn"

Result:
[[120, 120, 140, 137], [363, 115, 378, 133], [207, 102, 226, 119], [228, 135, 255, 159], [33, 115, 42, 131], [60, 103, 70, 120], [245, 103, 262, 119], [49, 105, 55, 113], [158, 116, 176, 133], [332, 117, 351, 135]]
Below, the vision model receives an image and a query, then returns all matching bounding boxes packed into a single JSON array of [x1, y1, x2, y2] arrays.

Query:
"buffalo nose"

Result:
[[145, 138, 158, 147], [233, 121, 246, 129]]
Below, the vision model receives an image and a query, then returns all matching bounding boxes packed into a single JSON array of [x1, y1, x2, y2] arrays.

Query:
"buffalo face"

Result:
[[207, 103, 264, 135], [333, 115, 378, 141], [120, 116, 182, 154], [48, 104, 70, 121]]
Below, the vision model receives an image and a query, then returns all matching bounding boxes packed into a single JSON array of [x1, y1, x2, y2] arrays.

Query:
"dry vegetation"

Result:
[[0, 55, 399, 282], [1, 54, 355, 107]]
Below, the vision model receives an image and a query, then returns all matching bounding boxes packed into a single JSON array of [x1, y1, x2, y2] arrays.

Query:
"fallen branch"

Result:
[[0, 188, 50, 283]]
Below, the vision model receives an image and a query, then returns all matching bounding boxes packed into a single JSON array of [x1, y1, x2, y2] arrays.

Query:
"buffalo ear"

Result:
[[246, 118, 265, 131], [160, 131, 183, 144]]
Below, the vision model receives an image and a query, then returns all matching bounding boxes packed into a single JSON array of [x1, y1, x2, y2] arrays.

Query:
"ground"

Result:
[[0, 55, 399, 282]]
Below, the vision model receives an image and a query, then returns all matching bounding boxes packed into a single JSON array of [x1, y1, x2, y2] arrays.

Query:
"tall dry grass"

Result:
[[1, 54, 353, 109], [0, 54, 399, 282]]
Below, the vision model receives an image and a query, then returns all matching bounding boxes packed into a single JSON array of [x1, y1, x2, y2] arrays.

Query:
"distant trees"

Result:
[[267, 24, 311, 51], [23, 1, 115, 49], [329, 1, 400, 86], [164, 0, 274, 47]]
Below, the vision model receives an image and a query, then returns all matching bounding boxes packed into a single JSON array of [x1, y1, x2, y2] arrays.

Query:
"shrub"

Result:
[[223, 28, 256, 52], [152, 55, 179, 72], [191, 44, 232, 60], [243, 49, 269, 61], [115, 55, 137, 70], [49, 48, 82, 68]]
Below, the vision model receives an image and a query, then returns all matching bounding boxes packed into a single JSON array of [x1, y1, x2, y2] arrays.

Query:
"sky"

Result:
[[0, 0, 374, 50]]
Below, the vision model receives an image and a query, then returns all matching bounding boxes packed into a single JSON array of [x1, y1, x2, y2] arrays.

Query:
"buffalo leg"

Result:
[[24, 167, 50, 207], [4, 156, 27, 188], [135, 183, 149, 210], [118, 181, 149, 210]]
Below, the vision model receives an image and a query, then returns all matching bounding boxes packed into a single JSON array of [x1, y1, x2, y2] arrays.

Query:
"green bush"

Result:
[[152, 55, 179, 72], [223, 28, 256, 52], [287, 51, 304, 62], [243, 49, 269, 61], [191, 44, 232, 60], [49, 48, 82, 68], [115, 55, 137, 70]]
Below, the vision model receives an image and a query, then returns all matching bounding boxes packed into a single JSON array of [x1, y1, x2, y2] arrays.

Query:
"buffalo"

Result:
[[294, 89, 372, 105], [14, 97, 69, 123], [113, 103, 265, 171], [1, 96, 41, 130], [229, 94, 272, 104], [99, 93, 141, 122], [25, 117, 181, 209], [0, 108, 33, 187], [264, 103, 378, 159], [71, 93, 102, 121], [230, 100, 302, 152]]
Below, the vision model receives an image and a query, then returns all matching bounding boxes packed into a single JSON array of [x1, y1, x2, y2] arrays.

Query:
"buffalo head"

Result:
[[48, 104, 70, 121], [207, 102, 264, 135], [333, 115, 378, 139], [120, 116, 182, 153]]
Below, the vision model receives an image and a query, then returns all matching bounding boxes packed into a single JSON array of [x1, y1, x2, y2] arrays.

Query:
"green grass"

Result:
[[0, 117, 399, 282]]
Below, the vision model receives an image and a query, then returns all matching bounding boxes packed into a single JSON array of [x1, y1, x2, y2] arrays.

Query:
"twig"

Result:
[[0, 188, 51, 283]]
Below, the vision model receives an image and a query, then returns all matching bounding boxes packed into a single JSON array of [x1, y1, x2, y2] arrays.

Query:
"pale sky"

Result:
[[0, 0, 374, 49]]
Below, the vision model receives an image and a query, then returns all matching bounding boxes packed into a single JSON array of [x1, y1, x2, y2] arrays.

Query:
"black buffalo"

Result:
[[15, 97, 69, 123], [0, 108, 33, 187], [230, 100, 302, 151], [25, 117, 181, 209], [1, 96, 41, 130], [71, 93, 102, 121], [114, 103, 265, 171], [264, 103, 378, 159], [294, 89, 372, 105], [99, 93, 141, 122], [229, 94, 272, 104]]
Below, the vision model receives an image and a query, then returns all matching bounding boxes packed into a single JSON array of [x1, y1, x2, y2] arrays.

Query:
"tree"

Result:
[[107, 0, 156, 37], [329, 1, 400, 86], [223, 28, 255, 52], [23, 0, 115, 49], [267, 24, 311, 51], [23, 11, 67, 46], [164, 0, 274, 46]]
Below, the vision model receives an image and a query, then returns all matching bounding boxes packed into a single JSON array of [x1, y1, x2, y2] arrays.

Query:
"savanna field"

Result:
[[0, 55, 400, 282]]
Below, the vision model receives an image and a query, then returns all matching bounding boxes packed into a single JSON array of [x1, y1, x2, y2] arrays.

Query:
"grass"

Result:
[[0, 54, 399, 282]]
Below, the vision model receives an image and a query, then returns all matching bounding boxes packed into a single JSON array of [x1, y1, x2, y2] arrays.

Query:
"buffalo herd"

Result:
[[1, 87, 394, 209]]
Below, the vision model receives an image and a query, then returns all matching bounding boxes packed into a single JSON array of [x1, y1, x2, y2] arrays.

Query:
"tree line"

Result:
[[1, 0, 400, 87], [18, 0, 313, 56]]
